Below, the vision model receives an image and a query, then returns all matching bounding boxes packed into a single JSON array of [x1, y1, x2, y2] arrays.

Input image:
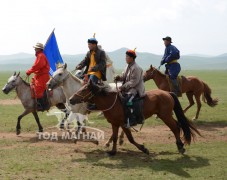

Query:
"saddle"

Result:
[[30, 85, 53, 111], [120, 93, 145, 127], [166, 76, 183, 97]]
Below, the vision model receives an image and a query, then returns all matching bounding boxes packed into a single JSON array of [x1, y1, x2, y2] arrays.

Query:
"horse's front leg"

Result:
[[122, 126, 149, 155], [16, 109, 32, 135], [32, 111, 43, 133], [107, 124, 119, 156], [104, 135, 113, 147]]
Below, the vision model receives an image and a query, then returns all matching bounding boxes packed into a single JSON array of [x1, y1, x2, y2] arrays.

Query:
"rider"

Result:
[[114, 48, 145, 128], [26, 42, 50, 111], [75, 34, 107, 110], [160, 36, 181, 96]]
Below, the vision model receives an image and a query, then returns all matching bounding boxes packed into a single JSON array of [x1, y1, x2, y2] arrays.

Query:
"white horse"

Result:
[[2, 72, 66, 135], [47, 64, 98, 143]]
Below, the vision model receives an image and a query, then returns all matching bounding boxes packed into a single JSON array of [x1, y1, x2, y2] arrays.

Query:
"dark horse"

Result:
[[144, 65, 218, 120], [69, 80, 201, 156]]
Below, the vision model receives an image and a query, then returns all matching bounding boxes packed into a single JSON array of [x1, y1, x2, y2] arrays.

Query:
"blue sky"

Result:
[[0, 0, 226, 55]]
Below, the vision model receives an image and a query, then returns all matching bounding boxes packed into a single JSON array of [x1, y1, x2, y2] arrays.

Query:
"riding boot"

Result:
[[124, 101, 137, 128], [36, 98, 44, 111], [171, 79, 180, 96]]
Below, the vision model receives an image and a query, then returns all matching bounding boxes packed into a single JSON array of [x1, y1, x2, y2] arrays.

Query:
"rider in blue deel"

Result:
[[160, 36, 181, 96]]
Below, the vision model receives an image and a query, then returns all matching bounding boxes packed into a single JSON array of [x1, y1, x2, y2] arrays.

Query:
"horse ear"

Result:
[[150, 64, 153, 68], [17, 72, 20, 77], [64, 63, 67, 70], [13, 72, 16, 76]]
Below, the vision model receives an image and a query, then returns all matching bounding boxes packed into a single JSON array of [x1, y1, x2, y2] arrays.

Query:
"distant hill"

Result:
[[0, 48, 227, 71]]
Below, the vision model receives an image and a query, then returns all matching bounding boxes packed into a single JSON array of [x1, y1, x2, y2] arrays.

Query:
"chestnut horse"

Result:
[[144, 65, 218, 120], [69, 80, 201, 156]]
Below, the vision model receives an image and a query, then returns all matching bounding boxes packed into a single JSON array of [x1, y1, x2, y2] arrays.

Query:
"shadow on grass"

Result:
[[195, 119, 227, 131], [72, 149, 210, 178]]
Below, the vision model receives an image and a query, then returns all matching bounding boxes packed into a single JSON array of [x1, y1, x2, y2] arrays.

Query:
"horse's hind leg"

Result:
[[122, 127, 149, 155], [16, 109, 31, 135], [183, 92, 195, 113], [119, 129, 125, 146], [32, 112, 43, 133], [158, 114, 185, 154], [193, 93, 202, 120]]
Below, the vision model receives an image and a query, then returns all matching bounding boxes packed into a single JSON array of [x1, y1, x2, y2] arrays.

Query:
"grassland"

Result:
[[0, 70, 226, 179]]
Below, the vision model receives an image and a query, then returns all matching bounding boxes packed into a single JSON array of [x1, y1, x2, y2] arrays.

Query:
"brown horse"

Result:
[[69, 80, 201, 156], [144, 65, 218, 120]]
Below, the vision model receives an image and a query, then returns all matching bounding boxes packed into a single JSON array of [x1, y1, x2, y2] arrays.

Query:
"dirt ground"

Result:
[[0, 99, 21, 105], [0, 125, 226, 151]]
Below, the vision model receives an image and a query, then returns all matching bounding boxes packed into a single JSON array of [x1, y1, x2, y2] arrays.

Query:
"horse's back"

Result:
[[143, 89, 174, 118], [182, 76, 204, 93]]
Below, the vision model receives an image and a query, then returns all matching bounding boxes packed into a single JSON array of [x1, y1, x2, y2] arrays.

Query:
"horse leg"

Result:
[[119, 129, 125, 146], [107, 124, 119, 156], [183, 92, 195, 113], [121, 127, 149, 155], [104, 135, 113, 148], [16, 109, 31, 135], [193, 94, 202, 120], [105, 128, 125, 147], [158, 113, 185, 154], [32, 111, 43, 133]]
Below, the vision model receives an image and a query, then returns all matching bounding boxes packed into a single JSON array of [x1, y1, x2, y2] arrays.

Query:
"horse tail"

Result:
[[170, 92, 202, 145], [202, 81, 218, 107]]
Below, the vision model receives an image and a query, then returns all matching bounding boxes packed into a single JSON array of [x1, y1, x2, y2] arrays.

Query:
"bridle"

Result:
[[73, 85, 119, 112], [144, 67, 157, 80], [50, 73, 70, 87]]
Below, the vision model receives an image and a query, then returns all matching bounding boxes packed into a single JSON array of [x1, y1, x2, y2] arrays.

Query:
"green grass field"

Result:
[[0, 70, 227, 179]]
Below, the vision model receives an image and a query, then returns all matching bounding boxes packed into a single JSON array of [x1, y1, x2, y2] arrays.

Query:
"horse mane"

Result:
[[156, 68, 166, 78], [18, 76, 30, 86], [92, 83, 115, 96], [69, 72, 83, 84]]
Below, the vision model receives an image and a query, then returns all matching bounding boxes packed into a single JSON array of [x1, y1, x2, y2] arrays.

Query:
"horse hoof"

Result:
[[178, 148, 186, 154], [104, 143, 110, 148], [60, 124, 64, 129], [93, 140, 99, 145], [141, 145, 150, 155], [107, 151, 116, 156], [16, 129, 21, 135], [73, 138, 78, 144], [192, 117, 197, 121], [119, 140, 124, 146], [143, 148, 150, 155]]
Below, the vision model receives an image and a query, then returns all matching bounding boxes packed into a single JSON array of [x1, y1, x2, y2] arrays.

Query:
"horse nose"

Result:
[[69, 98, 75, 105], [2, 87, 7, 94]]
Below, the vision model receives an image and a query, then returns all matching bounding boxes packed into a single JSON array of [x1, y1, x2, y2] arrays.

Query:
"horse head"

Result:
[[47, 63, 70, 90], [2, 72, 21, 94], [143, 64, 157, 81]]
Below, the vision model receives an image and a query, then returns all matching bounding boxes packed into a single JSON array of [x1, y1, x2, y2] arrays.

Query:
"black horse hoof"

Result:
[[107, 151, 116, 156], [16, 129, 21, 135], [73, 138, 78, 144], [119, 140, 124, 146], [178, 148, 186, 154], [60, 123, 65, 129], [141, 145, 150, 155]]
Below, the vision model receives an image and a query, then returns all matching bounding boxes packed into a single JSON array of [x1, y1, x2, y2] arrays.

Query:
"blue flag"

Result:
[[44, 31, 64, 76]]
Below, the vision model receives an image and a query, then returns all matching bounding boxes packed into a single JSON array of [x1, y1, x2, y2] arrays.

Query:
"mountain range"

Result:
[[0, 48, 227, 71]]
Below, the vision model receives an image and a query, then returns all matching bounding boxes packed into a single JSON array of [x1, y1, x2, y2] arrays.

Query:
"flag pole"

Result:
[[44, 28, 55, 47]]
